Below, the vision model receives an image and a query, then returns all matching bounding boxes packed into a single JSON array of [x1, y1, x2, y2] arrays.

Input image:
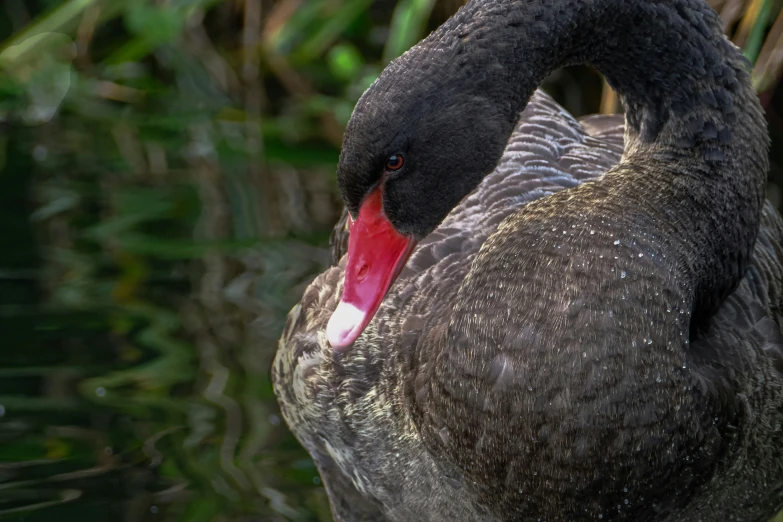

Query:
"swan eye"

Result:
[[385, 154, 405, 172]]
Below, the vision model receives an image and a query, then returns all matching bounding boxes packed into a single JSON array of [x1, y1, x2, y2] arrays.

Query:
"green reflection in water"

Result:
[[0, 125, 334, 520]]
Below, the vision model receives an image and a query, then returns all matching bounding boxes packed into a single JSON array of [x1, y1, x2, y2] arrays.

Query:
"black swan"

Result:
[[272, 0, 783, 520]]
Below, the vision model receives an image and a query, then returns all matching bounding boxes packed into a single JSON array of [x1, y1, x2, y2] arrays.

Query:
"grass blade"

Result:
[[383, 0, 438, 64]]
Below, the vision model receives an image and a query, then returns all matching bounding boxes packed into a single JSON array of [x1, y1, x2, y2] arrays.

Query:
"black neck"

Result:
[[406, 2, 768, 515], [434, 0, 758, 146], [407, 0, 767, 311]]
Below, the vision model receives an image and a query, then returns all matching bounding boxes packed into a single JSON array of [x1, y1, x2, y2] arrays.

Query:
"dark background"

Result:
[[1, 1, 783, 521]]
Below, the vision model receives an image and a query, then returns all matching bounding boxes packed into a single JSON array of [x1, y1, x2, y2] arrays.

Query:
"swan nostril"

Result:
[[357, 264, 369, 281]]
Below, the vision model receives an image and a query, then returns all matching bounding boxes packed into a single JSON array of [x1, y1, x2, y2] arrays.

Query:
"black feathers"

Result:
[[275, 1, 782, 520]]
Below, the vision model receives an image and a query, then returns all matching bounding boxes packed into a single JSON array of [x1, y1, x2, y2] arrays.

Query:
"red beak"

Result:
[[326, 188, 416, 350]]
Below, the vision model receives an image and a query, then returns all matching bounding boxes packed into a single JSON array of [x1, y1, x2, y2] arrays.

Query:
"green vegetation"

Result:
[[0, 1, 782, 521]]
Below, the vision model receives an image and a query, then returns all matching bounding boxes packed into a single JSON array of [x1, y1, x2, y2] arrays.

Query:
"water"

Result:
[[0, 160, 332, 521], [0, 301, 330, 521]]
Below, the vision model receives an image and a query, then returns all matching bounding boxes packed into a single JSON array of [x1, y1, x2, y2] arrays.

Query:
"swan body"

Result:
[[273, 1, 783, 520]]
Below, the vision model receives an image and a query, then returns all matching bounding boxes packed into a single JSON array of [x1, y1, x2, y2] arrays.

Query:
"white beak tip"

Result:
[[326, 301, 366, 350]]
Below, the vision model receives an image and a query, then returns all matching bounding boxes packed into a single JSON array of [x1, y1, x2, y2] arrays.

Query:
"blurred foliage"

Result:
[[0, 1, 782, 521]]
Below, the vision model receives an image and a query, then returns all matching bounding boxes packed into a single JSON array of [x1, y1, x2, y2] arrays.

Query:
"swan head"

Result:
[[327, 50, 518, 350]]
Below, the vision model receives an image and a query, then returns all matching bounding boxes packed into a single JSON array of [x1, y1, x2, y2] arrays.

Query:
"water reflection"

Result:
[[0, 285, 331, 520], [0, 151, 335, 520]]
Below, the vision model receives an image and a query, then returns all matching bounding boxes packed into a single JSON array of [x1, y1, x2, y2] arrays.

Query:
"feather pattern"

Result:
[[273, 91, 783, 521]]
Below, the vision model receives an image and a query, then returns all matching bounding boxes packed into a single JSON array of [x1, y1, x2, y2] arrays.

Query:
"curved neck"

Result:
[[439, 0, 759, 149], [419, 0, 767, 311], [408, 2, 768, 513]]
